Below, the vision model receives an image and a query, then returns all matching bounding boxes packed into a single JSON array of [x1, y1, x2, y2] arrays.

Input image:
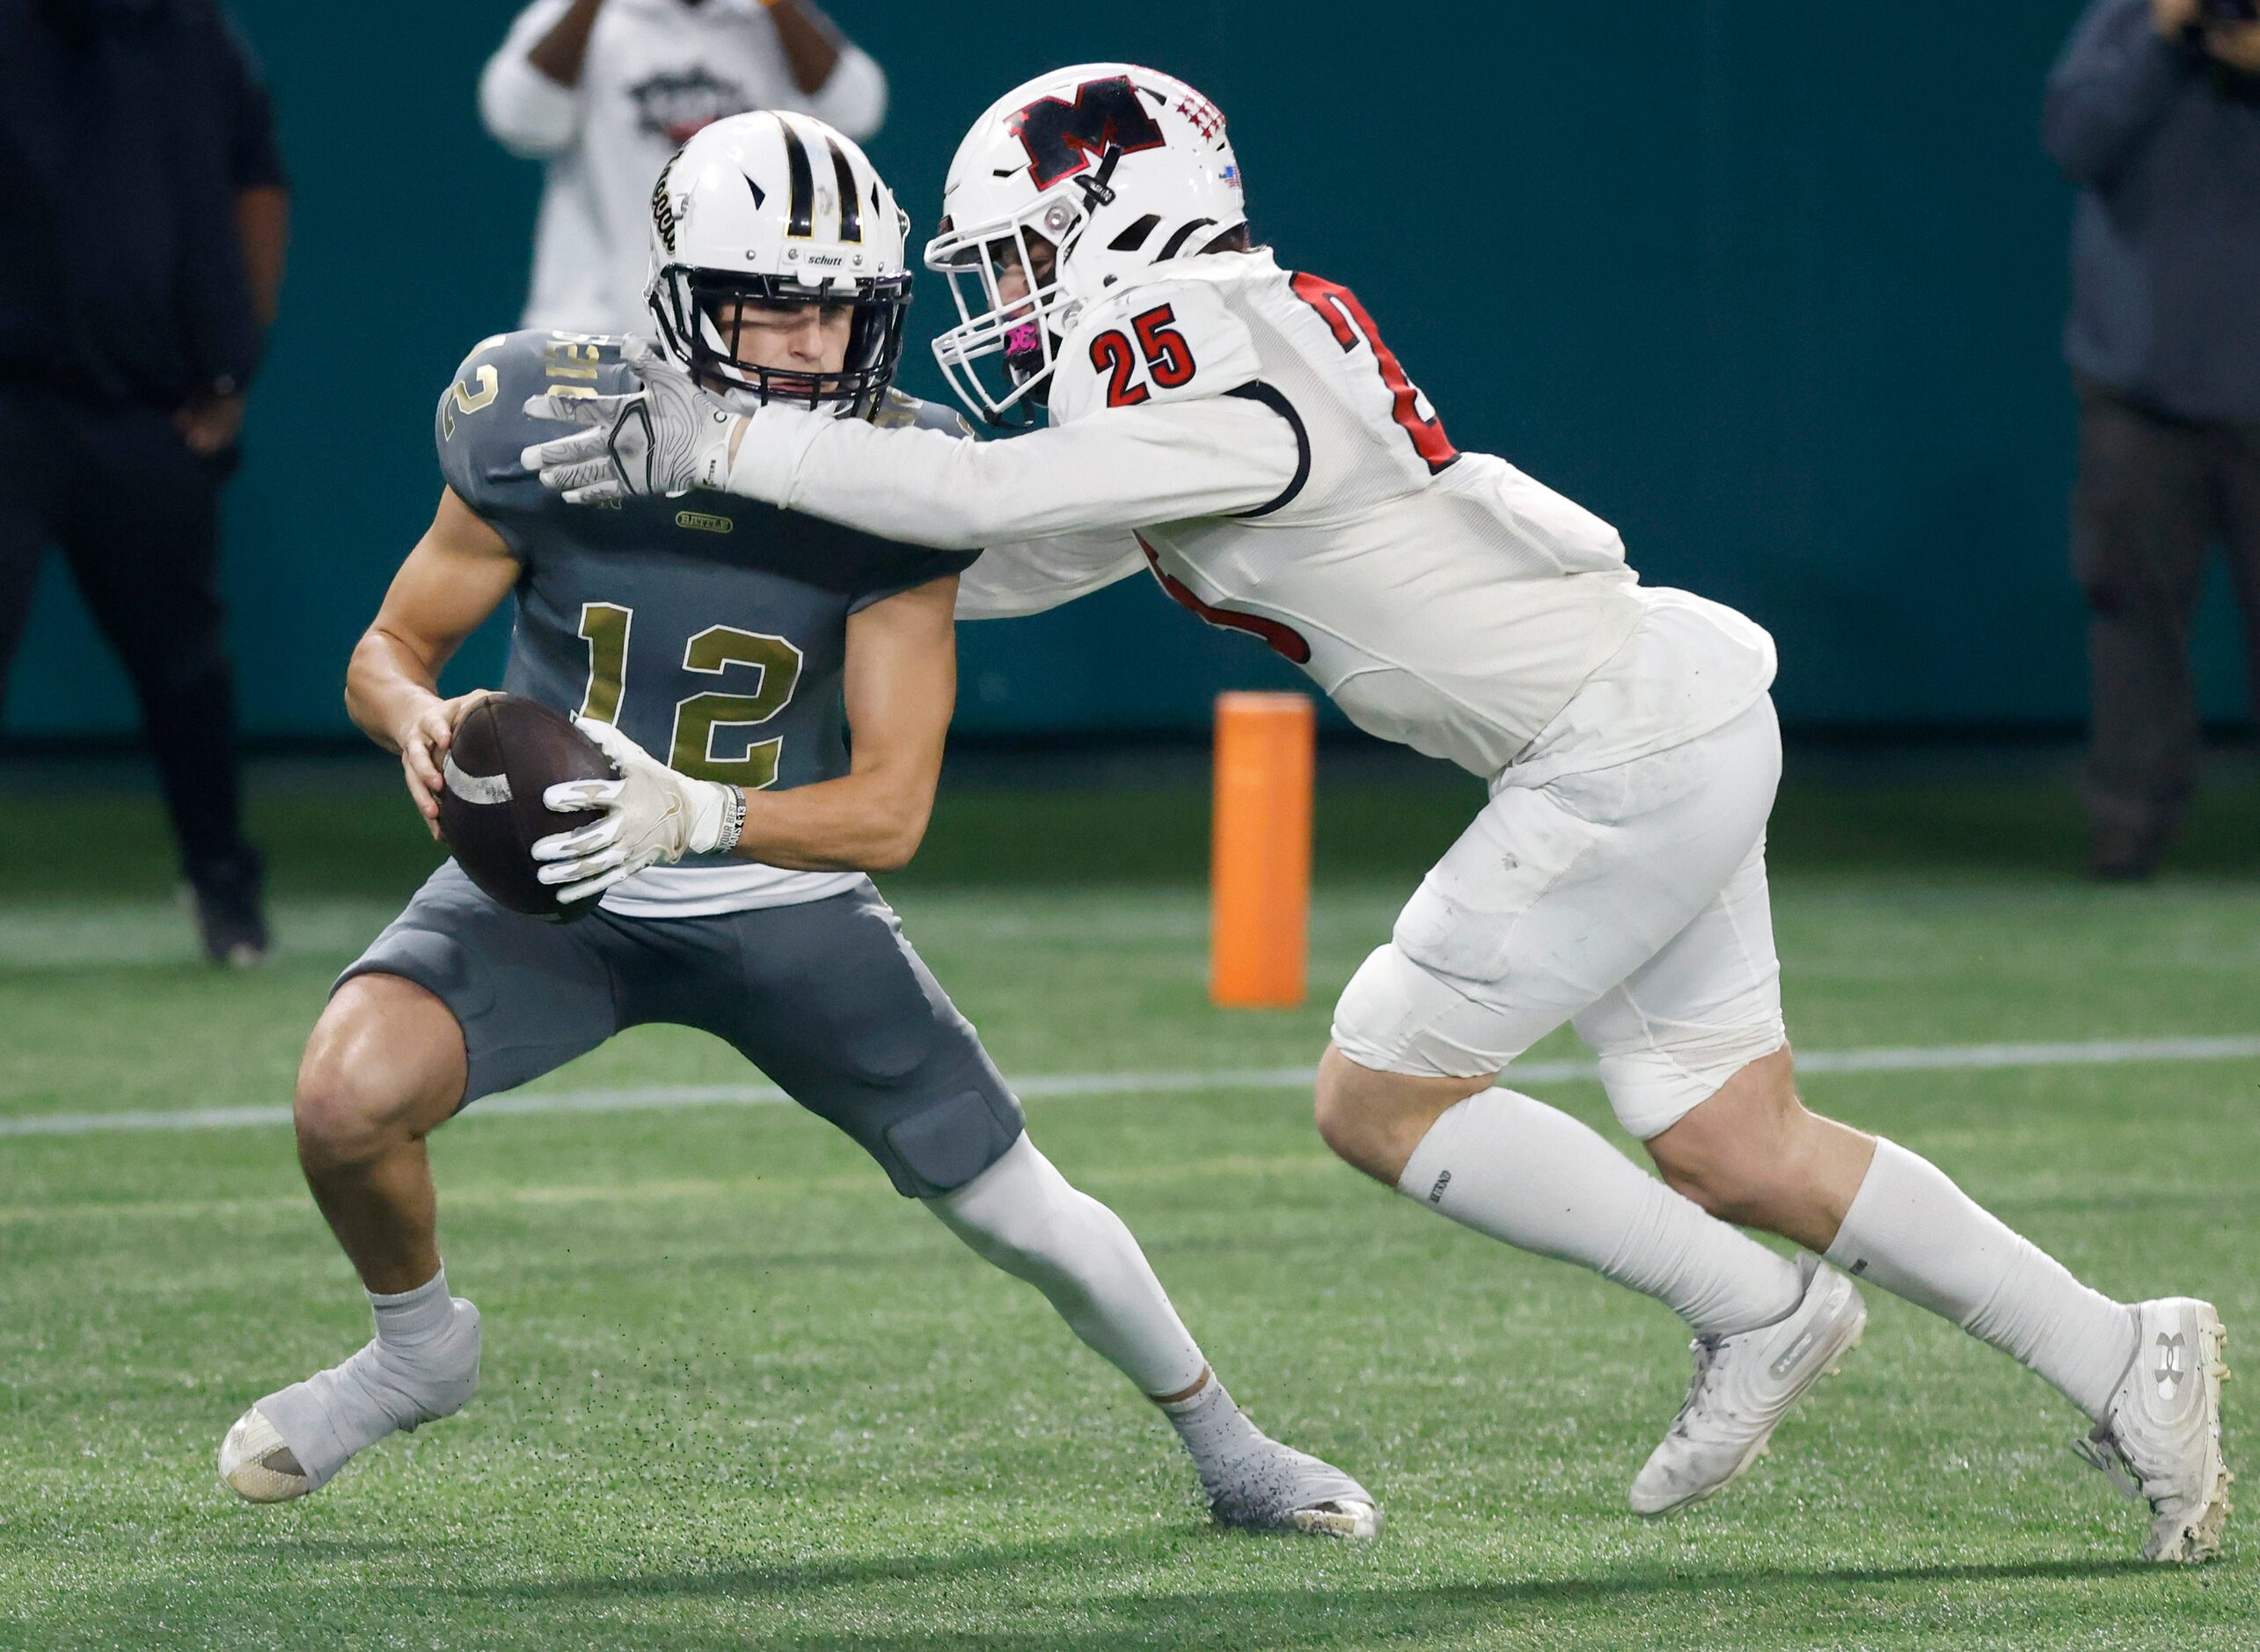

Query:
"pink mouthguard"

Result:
[[1005, 321, 1041, 357]]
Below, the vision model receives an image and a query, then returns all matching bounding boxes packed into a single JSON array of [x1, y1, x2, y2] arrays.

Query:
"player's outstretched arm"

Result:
[[519, 343, 1299, 547], [346, 487, 523, 840], [720, 396, 1299, 548]]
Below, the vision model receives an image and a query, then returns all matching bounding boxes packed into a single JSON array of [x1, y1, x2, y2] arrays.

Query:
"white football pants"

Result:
[[1334, 696, 1787, 1140]]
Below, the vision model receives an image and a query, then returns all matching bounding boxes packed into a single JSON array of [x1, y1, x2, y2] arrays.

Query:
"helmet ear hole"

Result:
[[1106, 214, 1162, 254]]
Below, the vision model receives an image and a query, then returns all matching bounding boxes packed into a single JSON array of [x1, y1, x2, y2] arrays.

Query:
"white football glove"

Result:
[[531, 718, 738, 904], [518, 337, 742, 505]]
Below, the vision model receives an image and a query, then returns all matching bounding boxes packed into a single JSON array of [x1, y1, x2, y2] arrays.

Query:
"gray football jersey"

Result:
[[435, 329, 976, 913]]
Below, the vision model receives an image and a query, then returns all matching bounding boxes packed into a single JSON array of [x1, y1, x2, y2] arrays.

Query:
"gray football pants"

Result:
[[340, 866, 1025, 1199]]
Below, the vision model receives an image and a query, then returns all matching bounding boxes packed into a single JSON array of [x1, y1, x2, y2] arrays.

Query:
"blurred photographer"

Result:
[[2045, 0, 2260, 879]]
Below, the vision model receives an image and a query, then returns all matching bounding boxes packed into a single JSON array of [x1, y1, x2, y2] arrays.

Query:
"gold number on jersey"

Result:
[[575, 602, 633, 724], [438, 363, 497, 438], [541, 338, 603, 381], [574, 608, 805, 793], [669, 626, 805, 790]]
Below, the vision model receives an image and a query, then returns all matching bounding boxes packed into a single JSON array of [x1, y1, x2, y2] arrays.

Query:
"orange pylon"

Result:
[[1210, 691, 1314, 1008]]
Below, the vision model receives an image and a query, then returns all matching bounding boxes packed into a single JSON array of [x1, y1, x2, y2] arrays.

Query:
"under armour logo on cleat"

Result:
[[1770, 1324, 1824, 1380], [2156, 1332, 2187, 1400], [1428, 1170, 1452, 1204]]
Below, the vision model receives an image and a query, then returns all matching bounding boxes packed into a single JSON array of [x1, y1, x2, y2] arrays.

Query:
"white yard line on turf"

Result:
[[6, 1034, 2260, 1139]]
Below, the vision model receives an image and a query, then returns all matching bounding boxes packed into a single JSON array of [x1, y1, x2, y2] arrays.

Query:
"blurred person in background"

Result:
[[2045, 0, 2260, 881], [480, 0, 887, 333], [0, 0, 287, 963]]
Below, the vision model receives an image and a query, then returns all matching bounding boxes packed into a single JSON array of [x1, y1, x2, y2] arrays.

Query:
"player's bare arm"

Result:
[[768, 0, 845, 94], [735, 572, 957, 870], [346, 486, 522, 839], [523, 0, 606, 86]]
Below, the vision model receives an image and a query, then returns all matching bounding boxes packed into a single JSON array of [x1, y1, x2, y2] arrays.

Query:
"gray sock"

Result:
[[259, 1267, 480, 1490], [1160, 1375, 1262, 1474], [370, 1269, 456, 1346], [1160, 1374, 1372, 1527]]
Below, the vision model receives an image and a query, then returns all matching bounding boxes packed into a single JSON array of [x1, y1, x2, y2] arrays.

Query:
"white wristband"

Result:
[[681, 777, 739, 855], [713, 784, 746, 853]]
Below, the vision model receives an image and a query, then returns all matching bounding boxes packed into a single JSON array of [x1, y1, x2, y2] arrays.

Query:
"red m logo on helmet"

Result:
[[1008, 77, 1167, 190]]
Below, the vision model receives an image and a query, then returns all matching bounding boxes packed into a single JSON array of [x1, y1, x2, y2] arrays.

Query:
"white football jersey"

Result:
[[479, 0, 888, 335], [728, 249, 1775, 778]]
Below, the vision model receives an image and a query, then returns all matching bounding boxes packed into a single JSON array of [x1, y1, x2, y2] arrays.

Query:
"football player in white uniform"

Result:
[[524, 69, 2231, 1561]]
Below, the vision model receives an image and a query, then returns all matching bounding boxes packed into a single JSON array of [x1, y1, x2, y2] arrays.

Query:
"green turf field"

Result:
[[2, 755, 2254, 1648]]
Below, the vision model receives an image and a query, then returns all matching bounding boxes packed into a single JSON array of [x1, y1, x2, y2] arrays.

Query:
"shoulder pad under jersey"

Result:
[[435, 329, 635, 517]]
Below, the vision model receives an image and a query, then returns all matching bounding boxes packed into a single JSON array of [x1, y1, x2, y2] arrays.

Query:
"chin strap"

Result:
[[1073, 144, 1124, 210]]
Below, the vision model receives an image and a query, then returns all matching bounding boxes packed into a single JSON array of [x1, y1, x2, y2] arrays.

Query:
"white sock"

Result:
[[1398, 1090, 1805, 1337], [1825, 1138, 2136, 1418], [929, 1134, 1208, 1397]]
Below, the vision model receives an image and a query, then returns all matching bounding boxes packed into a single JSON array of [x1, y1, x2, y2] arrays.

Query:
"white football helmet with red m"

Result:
[[925, 63, 1246, 425]]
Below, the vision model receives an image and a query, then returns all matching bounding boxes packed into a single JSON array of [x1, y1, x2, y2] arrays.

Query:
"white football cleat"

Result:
[[219, 1295, 481, 1504], [2073, 1297, 2233, 1562], [1629, 1257, 1867, 1517]]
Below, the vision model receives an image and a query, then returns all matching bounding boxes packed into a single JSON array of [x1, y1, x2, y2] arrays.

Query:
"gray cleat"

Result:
[[1198, 1431, 1381, 1539]]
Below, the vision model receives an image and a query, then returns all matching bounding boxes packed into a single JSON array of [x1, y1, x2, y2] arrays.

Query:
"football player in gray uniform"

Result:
[[216, 112, 1377, 1539]]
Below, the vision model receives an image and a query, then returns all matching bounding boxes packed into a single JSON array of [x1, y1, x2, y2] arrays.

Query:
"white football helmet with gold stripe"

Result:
[[645, 110, 911, 419]]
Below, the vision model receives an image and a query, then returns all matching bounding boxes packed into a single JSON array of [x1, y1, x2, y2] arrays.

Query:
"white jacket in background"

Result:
[[480, 0, 888, 334]]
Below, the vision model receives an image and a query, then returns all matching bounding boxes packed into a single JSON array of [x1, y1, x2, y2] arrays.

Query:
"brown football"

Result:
[[435, 694, 618, 921]]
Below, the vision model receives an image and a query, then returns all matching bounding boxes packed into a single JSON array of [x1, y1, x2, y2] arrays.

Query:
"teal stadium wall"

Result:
[[7, 1, 2256, 738]]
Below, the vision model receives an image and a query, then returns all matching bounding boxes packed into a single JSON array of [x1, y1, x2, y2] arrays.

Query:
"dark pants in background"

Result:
[[0, 384, 253, 887], [2072, 378, 2260, 865]]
